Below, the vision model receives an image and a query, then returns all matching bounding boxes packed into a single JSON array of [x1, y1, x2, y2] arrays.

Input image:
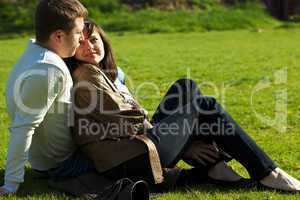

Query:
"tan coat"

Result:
[[71, 64, 163, 184]]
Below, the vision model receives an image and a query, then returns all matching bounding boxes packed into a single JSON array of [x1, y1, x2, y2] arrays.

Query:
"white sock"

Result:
[[260, 167, 300, 192]]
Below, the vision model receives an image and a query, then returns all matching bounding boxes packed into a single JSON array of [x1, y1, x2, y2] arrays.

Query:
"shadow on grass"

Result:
[[0, 167, 76, 198], [176, 182, 256, 195], [172, 182, 300, 198], [2, 168, 298, 198], [14, 168, 63, 198]]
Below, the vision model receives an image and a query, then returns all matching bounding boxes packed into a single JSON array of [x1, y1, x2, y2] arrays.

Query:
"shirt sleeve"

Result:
[[115, 68, 148, 117], [4, 64, 65, 192], [117, 67, 126, 85], [115, 67, 135, 101]]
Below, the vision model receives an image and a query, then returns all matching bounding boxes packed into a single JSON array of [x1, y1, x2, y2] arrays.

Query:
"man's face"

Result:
[[60, 17, 84, 58]]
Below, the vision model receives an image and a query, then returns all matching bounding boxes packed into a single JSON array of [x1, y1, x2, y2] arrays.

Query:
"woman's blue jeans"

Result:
[[48, 78, 276, 182], [147, 78, 276, 181]]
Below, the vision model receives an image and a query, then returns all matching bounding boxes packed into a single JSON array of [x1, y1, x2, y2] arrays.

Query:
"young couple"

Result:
[[1, 0, 300, 196]]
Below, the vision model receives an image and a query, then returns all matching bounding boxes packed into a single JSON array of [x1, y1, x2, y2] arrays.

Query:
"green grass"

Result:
[[1, 28, 300, 199], [92, 4, 281, 33], [0, 1, 289, 35]]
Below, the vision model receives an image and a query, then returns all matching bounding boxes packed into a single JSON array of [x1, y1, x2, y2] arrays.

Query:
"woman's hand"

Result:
[[143, 119, 153, 129], [182, 140, 220, 167]]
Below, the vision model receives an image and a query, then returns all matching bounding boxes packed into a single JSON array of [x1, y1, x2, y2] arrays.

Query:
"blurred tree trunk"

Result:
[[225, 0, 299, 21], [274, 0, 289, 20], [263, 0, 292, 20], [122, 0, 299, 18]]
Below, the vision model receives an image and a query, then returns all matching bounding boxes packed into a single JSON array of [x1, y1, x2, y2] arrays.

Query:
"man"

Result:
[[0, 0, 87, 195]]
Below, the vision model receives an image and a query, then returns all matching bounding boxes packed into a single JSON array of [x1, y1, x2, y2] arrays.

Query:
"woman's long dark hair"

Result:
[[65, 20, 118, 82]]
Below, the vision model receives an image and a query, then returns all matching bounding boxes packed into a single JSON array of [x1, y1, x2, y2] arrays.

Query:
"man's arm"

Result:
[[1, 65, 65, 194]]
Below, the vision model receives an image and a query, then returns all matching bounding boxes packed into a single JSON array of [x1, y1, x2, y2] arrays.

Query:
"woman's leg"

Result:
[[149, 78, 212, 168], [192, 95, 277, 181], [148, 78, 276, 181], [151, 78, 201, 125]]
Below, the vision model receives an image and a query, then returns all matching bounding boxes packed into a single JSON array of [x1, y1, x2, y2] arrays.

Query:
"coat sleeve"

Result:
[[72, 64, 145, 144]]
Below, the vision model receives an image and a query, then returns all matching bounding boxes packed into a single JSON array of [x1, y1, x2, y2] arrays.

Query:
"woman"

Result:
[[65, 20, 300, 192]]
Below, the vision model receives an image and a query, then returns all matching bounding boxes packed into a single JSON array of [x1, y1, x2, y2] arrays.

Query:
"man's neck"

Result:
[[35, 40, 59, 56]]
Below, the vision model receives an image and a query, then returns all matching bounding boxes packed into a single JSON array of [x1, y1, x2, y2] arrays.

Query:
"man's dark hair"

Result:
[[35, 0, 88, 43]]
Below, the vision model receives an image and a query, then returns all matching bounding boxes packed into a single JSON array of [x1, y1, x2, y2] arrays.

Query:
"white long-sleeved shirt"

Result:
[[4, 39, 75, 192]]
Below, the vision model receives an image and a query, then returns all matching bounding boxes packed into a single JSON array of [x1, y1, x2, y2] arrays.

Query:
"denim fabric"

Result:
[[47, 150, 96, 181], [148, 78, 276, 180], [51, 78, 276, 182]]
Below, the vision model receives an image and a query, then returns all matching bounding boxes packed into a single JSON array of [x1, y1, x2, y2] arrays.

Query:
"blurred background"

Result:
[[0, 0, 299, 37]]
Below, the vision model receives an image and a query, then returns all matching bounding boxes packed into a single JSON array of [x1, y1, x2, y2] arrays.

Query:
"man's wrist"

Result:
[[3, 181, 19, 193]]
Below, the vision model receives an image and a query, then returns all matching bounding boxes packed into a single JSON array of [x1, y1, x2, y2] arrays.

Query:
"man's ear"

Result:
[[50, 30, 65, 44]]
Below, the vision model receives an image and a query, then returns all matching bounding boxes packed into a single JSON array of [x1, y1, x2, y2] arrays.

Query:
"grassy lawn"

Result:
[[0, 28, 300, 199]]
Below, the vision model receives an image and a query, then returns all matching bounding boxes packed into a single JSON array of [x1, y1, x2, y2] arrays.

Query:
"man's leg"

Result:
[[47, 150, 96, 181]]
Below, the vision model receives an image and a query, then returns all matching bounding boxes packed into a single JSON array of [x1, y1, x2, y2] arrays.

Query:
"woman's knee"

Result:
[[196, 96, 218, 112], [174, 78, 196, 88], [173, 78, 202, 95]]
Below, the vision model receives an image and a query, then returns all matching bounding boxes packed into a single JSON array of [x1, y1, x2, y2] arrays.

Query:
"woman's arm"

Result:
[[72, 64, 146, 143]]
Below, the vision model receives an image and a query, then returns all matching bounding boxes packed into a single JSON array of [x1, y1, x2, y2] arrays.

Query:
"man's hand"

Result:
[[0, 186, 13, 196], [182, 140, 220, 167]]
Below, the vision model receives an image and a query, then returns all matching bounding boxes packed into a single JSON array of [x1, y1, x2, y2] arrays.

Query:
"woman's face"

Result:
[[75, 29, 105, 65]]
